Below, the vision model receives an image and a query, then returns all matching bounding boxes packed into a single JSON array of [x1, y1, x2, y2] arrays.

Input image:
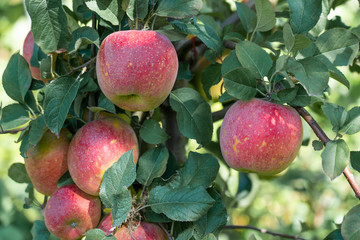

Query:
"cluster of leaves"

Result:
[[1, 0, 360, 239]]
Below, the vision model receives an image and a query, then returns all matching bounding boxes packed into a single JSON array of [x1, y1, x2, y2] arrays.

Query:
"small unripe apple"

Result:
[[96, 30, 178, 111], [114, 222, 169, 240], [44, 184, 101, 240], [24, 128, 71, 196], [220, 99, 303, 175], [68, 117, 139, 196]]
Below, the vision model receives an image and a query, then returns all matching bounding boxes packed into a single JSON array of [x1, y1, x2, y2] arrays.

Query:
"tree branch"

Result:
[[88, 13, 98, 122], [223, 225, 306, 240]]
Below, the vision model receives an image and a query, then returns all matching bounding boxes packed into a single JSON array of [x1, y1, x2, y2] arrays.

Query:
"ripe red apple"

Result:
[[114, 222, 169, 240], [220, 98, 303, 175], [68, 117, 139, 196], [23, 31, 50, 83], [44, 184, 101, 240], [24, 128, 71, 196], [96, 30, 178, 111], [98, 213, 114, 235]]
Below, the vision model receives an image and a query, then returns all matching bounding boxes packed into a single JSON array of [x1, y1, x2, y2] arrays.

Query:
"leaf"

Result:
[[176, 227, 195, 240], [44, 76, 80, 136], [179, 152, 219, 188], [31, 220, 57, 240], [350, 151, 360, 173], [323, 229, 343, 240], [139, 119, 170, 145], [321, 139, 349, 180], [40, 56, 52, 80], [84, 0, 124, 25], [221, 50, 241, 75], [321, 103, 348, 133], [315, 28, 359, 66], [340, 106, 360, 135], [155, 0, 202, 19], [289, 85, 322, 107], [202, 234, 217, 240], [312, 140, 324, 151], [283, 23, 295, 52], [28, 116, 46, 147], [148, 185, 215, 221], [0, 104, 30, 131], [288, 0, 322, 34], [2, 52, 32, 103], [177, 62, 193, 81], [136, 147, 169, 186], [84, 228, 116, 240], [112, 186, 132, 227], [201, 63, 222, 100], [253, 0, 276, 32], [20, 133, 31, 158], [98, 93, 116, 114], [235, 41, 273, 79], [341, 204, 360, 240], [57, 171, 75, 188], [25, 0, 72, 53], [235, 2, 256, 33], [8, 163, 31, 184], [68, 26, 100, 54], [126, 0, 149, 21], [223, 67, 257, 101], [293, 34, 312, 53], [286, 58, 329, 96], [170, 88, 213, 146], [99, 150, 136, 208]]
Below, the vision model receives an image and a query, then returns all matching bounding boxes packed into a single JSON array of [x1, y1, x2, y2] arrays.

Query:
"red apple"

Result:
[[24, 128, 71, 196], [44, 184, 101, 240], [220, 99, 303, 175], [96, 30, 178, 111], [23, 31, 50, 83], [98, 213, 114, 235], [114, 222, 169, 240], [68, 117, 139, 196]]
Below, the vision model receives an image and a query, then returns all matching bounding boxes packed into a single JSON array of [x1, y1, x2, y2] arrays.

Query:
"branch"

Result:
[[88, 13, 98, 122], [223, 225, 306, 240]]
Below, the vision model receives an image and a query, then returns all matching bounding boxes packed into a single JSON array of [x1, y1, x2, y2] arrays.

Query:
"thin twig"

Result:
[[158, 223, 173, 240], [0, 126, 28, 134], [66, 57, 96, 76], [223, 225, 307, 240]]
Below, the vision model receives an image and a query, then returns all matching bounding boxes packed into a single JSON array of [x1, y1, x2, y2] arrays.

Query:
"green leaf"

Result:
[[98, 93, 116, 114], [201, 63, 222, 100], [57, 171, 75, 188], [84, 228, 116, 240], [340, 106, 360, 135], [100, 150, 136, 208], [235, 2, 256, 33], [84, 0, 124, 25], [321, 139, 349, 180], [136, 147, 169, 186], [341, 204, 360, 240], [112, 186, 132, 227], [312, 140, 324, 151], [221, 50, 241, 75], [25, 0, 72, 53], [40, 56, 52, 80], [289, 85, 322, 107], [177, 62, 193, 81], [350, 151, 360, 173], [293, 34, 312, 53], [235, 41, 273, 79], [28, 116, 46, 146], [31, 220, 55, 240], [276, 87, 298, 103], [8, 163, 31, 184], [193, 188, 227, 238], [177, 227, 195, 240], [315, 28, 359, 66], [155, 0, 202, 19], [179, 152, 219, 188], [44, 76, 80, 136], [148, 185, 215, 221], [202, 234, 217, 240], [2, 52, 32, 103], [126, 0, 149, 21], [68, 26, 100, 54], [253, 0, 276, 32], [223, 67, 257, 101], [139, 119, 170, 145], [286, 58, 329, 96], [20, 133, 31, 158], [170, 88, 213, 146], [0, 104, 30, 131], [283, 23, 295, 52], [323, 229, 343, 240], [288, 0, 322, 34], [321, 103, 348, 133]]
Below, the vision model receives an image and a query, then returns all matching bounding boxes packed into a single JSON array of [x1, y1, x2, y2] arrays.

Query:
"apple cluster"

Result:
[[22, 29, 178, 240]]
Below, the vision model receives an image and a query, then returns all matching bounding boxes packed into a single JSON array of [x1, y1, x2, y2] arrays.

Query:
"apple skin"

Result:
[[68, 117, 139, 196], [44, 184, 101, 240], [23, 31, 50, 83], [24, 128, 71, 196], [96, 30, 178, 111], [114, 222, 169, 240], [220, 99, 303, 175], [98, 213, 114, 235]]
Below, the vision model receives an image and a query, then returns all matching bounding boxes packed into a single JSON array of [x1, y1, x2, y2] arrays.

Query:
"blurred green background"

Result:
[[0, 1, 360, 239]]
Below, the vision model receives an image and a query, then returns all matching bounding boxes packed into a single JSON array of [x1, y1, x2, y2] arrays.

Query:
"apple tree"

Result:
[[1, 0, 360, 239]]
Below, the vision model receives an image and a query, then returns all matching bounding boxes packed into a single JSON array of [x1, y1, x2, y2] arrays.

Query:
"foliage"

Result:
[[1, 0, 360, 239]]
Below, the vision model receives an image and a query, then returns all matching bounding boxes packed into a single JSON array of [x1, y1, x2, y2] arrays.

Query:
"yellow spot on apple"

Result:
[[110, 139, 117, 144], [232, 136, 241, 155], [105, 72, 108, 77], [248, 125, 252, 128], [244, 137, 249, 142], [259, 141, 267, 149], [128, 62, 133, 67]]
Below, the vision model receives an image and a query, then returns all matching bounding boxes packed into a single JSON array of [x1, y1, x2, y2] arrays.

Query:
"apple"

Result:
[[24, 128, 71, 196], [96, 30, 178, 111], [220, 98, 303, 175], [23, 31, 50, 83], [44, 184, 101, 240], [114, 222, 169, 240], [68, 117, 139, 196], [98, 213, 114, 235]]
